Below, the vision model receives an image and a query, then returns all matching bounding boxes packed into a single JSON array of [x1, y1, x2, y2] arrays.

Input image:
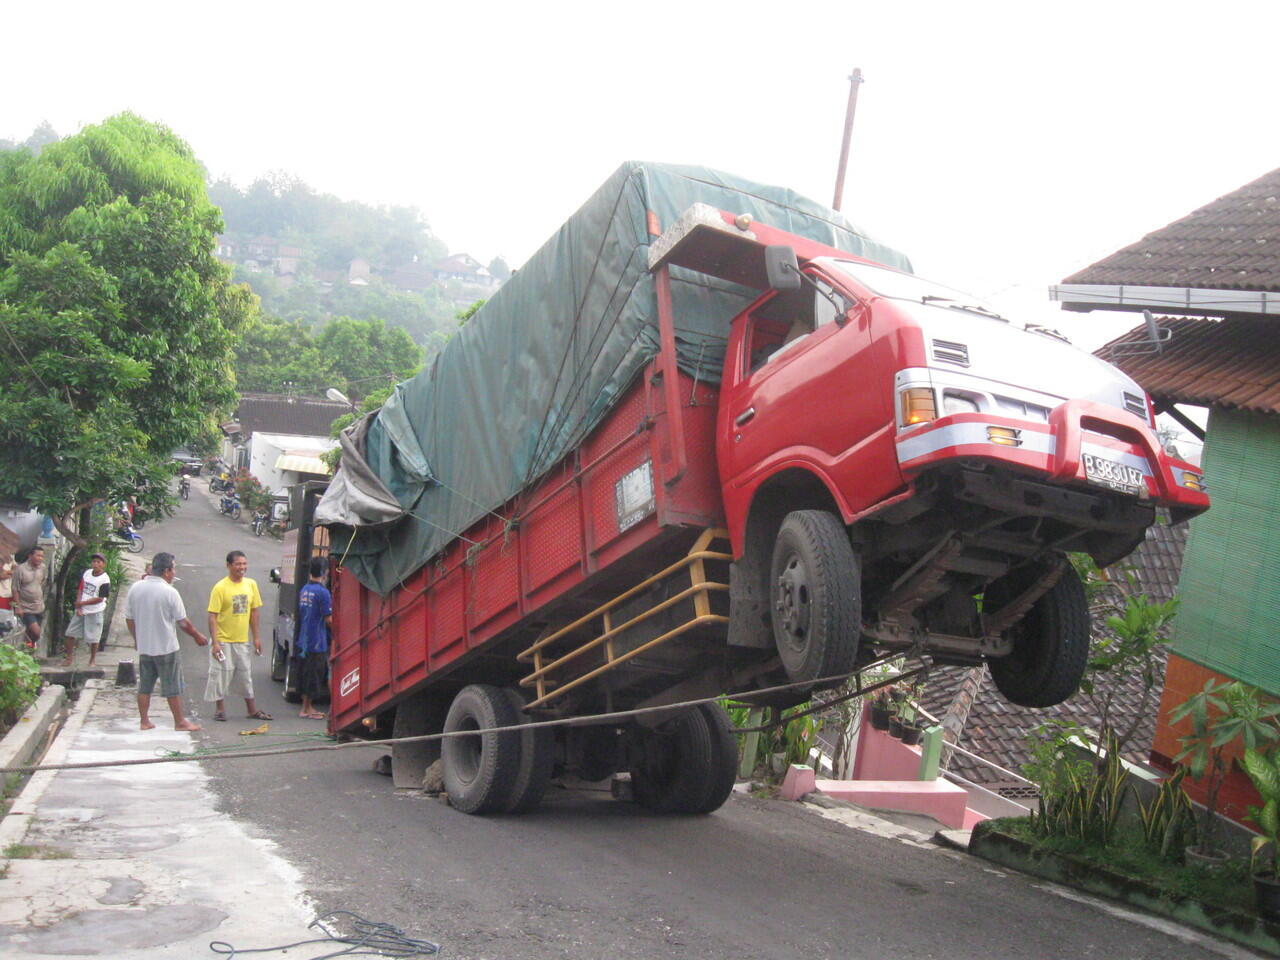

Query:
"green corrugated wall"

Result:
[[1172, 408, 1280, 695]]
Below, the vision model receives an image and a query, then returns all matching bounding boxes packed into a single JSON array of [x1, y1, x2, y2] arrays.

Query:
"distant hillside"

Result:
[[210, 175, 506, 344]]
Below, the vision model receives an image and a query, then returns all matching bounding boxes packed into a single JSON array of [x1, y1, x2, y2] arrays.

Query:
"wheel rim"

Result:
[[774, 552, 812, 655]]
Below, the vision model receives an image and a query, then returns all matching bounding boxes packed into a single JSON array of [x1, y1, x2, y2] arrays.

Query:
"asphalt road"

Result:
[[146, 486, 1248, 960]]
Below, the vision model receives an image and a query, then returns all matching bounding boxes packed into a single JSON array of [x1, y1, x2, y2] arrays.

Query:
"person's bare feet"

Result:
[[140, 720, 155, 730], [61, 658, 73, 667], [301, 712, 326, 720], [175, 721, 202, 731]]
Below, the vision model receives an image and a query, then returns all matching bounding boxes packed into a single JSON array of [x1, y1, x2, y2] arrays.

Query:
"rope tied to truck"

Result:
[[1, 657, 929, 775]]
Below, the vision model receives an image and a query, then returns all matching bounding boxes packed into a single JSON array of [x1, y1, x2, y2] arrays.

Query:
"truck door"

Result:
[[718, 270, 884, 502]]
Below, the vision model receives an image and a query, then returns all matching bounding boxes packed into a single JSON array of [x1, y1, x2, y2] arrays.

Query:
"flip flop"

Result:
[[213, 711, 226, 722], [248, 710, 273, 721]]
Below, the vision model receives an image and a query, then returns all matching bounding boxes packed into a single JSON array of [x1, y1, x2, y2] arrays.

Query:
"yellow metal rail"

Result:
[[517, 528, 731, 708]]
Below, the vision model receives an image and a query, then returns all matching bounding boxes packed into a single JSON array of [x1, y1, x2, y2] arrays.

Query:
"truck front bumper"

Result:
[[894, 399, 1210, 522]]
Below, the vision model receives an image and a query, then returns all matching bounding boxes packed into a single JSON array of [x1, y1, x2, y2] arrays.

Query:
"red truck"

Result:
[[313, 167, 1208, 816]]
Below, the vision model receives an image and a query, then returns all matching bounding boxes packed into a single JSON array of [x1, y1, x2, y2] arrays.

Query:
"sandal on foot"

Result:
[[248, 710, 273, 721], [213, 711, 226, 722]]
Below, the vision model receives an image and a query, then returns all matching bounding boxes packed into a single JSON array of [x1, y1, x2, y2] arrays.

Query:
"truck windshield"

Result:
[[828, 259, 1005, 320]]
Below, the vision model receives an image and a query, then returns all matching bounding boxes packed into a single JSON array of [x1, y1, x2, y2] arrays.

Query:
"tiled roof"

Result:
[[1063, 166, 1280, 291], [234, 393, 348, 440], [1099, 316, 1280, 414], [922, 522, 1189, 789]]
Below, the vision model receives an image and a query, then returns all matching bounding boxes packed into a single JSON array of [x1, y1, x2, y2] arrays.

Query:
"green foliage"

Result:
[[232, 471, 273, 514], [1136, 767, 1195, 859], [725, 701, 820, 779], [234, 315, 421, 400], [0, 113, 252, 532], [209, 174, 447, 270], [1171, 680, 1280, 853], [1027, 729, 1131, 845], [0, 646, 41, 730], [1241, 748, 1280, 876]]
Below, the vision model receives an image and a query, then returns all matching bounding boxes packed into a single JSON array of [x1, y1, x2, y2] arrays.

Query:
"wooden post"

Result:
[[832, 68, 864, 212], [918, 724, 944, 781], [740, 708, 765, 779]]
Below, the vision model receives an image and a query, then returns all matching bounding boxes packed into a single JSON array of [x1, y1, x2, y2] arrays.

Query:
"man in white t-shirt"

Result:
[[63, 553, 112, 666], [124, 552, 208, 731]]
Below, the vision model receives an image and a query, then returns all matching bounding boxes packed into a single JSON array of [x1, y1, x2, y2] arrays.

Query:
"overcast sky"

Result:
[[5, 1, 1279, 355]]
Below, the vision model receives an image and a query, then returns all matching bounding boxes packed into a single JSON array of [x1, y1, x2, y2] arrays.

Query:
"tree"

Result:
[[315, 317, 421, 399], [0, 113, 254, 649], [488, 256, 511, 281], [233, 315, 330, 393]]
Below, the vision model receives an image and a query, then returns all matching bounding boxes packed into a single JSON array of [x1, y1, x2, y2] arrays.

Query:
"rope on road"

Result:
[[209, 909, 439, 958], [0, 656, 930, 775]]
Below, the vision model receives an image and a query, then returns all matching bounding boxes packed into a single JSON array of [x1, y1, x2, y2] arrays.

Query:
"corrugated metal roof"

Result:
[[1063, 166, 1280, 291], [1098, 316, 1280, 414]]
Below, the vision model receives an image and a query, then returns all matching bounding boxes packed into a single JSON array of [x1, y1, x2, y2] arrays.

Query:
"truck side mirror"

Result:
[[269, 567, 282, 584], [764, 246, 802, 291]]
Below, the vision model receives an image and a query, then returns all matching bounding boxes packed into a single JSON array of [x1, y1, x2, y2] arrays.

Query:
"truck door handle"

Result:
[[735, 407, 756, 426]]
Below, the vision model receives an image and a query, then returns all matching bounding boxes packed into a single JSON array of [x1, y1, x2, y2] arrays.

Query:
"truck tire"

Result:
[[442, 684, 520, 814], [769, 510, 860, 690], [500, 688, 554, 814], [630, 704, 736, 814], [282, 655, 302, 704], [269, 629, 285, 682], [987, 564, 1090, 708]]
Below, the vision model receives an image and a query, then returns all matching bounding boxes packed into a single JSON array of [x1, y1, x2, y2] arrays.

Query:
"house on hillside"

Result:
[[219, 392, 349, 495], [432, 253, 497, 289], [1050, 164, 1280, 822]]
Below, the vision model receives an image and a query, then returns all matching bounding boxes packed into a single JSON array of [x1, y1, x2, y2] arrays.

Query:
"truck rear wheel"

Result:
[[630, 703, 737, 814], [769, 510, 861, 690], [500, 688, 554, 814], [987, 564, 1090, 708], [442, 684, 520, 814], [269, 629, 286, 682]]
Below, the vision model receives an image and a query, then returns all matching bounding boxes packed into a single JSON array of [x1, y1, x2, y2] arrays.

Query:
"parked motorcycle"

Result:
[[219, 491, 242, 520], [106, 521, 145, 554], [179, 475, 190, 500], [251, 507, 269, 537]]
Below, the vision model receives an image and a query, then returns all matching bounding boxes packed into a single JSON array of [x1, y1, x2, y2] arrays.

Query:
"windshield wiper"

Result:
[[944, 302, 1007, 322]]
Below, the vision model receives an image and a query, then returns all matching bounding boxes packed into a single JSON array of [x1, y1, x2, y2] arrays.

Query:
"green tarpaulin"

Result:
[[315, 161, 912, 594]]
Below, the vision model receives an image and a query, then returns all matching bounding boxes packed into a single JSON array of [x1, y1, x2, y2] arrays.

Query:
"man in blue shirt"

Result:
[[295, 557, 332, 720]]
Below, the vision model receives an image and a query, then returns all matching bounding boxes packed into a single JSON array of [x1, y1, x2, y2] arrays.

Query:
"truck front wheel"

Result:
[[442, 684, 520, 814], [769, 510, 861, 690], [986, 564, 1090, 708], [630, 703, 736, 814]]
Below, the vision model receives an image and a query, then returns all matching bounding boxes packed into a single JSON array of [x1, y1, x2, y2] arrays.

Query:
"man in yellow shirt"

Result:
[[205, 550, 272, 722]]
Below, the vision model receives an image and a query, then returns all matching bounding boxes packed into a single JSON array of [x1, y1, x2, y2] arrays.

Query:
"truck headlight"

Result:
[[943, 393, 980, 416], [1182, 471, 1205, 491]]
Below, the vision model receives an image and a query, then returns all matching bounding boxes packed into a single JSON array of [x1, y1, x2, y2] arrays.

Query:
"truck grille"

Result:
[[932, 339, 970, 366], [1122, 391, 1147, 418]]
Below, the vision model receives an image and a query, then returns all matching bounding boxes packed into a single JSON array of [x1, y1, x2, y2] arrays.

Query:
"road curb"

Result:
[[0, 681, 100, 852], [0, 683, 66, 781]]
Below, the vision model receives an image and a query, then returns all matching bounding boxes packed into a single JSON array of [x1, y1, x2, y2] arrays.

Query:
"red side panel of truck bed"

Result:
[[329, 366, 723, 732]]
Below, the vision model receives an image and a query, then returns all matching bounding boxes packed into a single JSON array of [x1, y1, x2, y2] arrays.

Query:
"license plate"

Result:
[[1082, 452, 1144, 495]]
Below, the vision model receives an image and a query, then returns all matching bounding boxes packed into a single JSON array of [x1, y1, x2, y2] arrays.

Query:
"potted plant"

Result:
[[900, 722, 924, 747], [1171, 680, 1280, 870], [1241, 746, 1280, 920], [868, 691, 892, 731]]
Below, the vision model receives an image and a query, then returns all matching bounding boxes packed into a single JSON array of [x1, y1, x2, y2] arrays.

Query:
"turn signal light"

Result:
[[1182, 471, 1205, 491], [901, 388, 937, 425], [987, 426, 1022, 447]]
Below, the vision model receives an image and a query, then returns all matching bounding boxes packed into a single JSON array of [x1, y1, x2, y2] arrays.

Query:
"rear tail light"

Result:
[[901, 388, 937, 426]]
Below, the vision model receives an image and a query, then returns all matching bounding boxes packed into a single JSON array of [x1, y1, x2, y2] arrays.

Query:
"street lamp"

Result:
[[326, 387, 355, 410]]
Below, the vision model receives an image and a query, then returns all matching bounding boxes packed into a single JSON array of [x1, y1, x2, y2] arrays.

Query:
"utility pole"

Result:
[[832, 68, 864, 212]]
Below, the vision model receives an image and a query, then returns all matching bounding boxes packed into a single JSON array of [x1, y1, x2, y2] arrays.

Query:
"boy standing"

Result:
[[295, 558, 332, 720], [64, 553, 111, 666]]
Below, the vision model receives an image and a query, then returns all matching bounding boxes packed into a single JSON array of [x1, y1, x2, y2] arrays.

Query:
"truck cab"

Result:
[[654, 204, 1208, 708]]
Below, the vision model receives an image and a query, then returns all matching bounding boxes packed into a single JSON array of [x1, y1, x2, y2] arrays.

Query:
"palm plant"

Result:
[[1171, 680, 1280, 856]]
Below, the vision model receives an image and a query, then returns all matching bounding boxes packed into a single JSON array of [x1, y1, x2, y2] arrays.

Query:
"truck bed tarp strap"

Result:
[[315, 161, 912, 594]]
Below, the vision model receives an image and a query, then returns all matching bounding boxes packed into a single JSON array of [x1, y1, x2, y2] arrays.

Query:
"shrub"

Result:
[[0, 646, 42, 732]]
